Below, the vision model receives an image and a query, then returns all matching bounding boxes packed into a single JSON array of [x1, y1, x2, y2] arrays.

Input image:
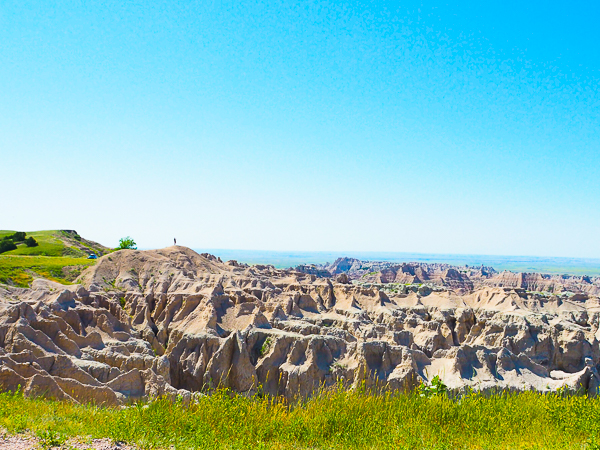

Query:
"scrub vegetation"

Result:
[[118, 236, 138, 250], [1, 387, 600, 450]]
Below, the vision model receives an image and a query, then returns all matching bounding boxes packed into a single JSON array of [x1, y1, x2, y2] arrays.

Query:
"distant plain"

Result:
[[195, 249, 600, 276]]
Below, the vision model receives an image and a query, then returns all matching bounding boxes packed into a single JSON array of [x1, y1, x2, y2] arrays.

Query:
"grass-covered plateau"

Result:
[[0, 230, 66, 257]]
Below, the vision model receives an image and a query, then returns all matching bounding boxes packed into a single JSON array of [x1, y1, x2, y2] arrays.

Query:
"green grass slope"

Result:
[[0, 229, 109, 287], [0, 255, 96, 287], [0, 230, 109, 257]]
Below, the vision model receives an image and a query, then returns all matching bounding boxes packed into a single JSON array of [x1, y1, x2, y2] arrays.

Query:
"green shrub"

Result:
[[259, 337, 272, 357], [117, 237, 137, 250], [0, 240, 17, 254], [36, 429, 66, 449], [24, 237, 38, 247], [9, 231, 26, 242], [417, 375, 447, 398]]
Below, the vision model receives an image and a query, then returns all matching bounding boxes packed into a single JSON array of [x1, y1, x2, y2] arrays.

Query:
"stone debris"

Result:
[[0, 432, 136, 450], [1, 246, 600, 405]]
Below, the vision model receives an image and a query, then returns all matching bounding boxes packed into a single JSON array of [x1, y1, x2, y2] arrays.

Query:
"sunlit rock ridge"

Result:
[[1, 246, 600, 405]]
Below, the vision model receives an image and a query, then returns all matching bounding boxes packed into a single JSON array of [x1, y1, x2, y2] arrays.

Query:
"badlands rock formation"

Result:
[[1, 247, 600, 405], [317, 257, 600, 296]]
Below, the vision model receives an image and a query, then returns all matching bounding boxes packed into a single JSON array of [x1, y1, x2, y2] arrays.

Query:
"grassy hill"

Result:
[[0, 229, 109, 257], [0, 230, 111, 288]]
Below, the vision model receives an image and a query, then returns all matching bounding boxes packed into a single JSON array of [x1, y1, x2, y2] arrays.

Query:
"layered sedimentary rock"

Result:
[[1, 247, 600, 405], [321, 257, 600, 295]]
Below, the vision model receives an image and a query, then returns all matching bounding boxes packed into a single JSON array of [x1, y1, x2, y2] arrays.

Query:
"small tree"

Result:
[[25, 237, 38, 247], [9, 231, 26, 242], [117, 236, 137, 250], [0, 239, 17, 254]]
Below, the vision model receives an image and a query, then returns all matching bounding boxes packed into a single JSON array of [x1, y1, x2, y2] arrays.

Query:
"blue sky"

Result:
[[1, 1, 599, 257]]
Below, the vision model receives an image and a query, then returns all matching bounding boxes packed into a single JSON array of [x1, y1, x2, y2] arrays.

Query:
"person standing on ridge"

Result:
[[174, 238, 176, 245]]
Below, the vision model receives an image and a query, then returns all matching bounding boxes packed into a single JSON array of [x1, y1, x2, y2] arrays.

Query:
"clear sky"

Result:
[[1, 1, 599, 258]]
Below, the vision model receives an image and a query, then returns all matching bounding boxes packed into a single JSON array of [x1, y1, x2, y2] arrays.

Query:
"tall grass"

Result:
[[1, 387, 599, 449]]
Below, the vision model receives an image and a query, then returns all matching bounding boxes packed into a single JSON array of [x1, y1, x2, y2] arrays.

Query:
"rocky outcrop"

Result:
[[58, 230, 111, 257], [324, 258, 600, 296], [294, 265, 332, 278], [1, 247, 600, 405], [481, 271, 600, 295]]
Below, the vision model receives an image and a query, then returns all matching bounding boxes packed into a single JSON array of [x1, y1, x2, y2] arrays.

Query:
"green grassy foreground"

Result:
[[1, 388, 600, 450]]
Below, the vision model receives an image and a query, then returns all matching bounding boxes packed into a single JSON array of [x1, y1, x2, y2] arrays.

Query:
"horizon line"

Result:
[[187, 247, 600, 262]]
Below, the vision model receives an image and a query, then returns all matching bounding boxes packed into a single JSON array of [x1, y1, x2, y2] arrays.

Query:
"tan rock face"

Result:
[[1, 246, 599, 405], [323, 257, 600, 296]]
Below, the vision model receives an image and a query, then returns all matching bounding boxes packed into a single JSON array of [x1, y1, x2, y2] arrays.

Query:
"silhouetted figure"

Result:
[[174, 238, 177, 245]]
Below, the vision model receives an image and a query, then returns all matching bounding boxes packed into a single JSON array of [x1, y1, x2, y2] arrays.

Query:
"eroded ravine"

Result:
[[1, 246, 599, 405]]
